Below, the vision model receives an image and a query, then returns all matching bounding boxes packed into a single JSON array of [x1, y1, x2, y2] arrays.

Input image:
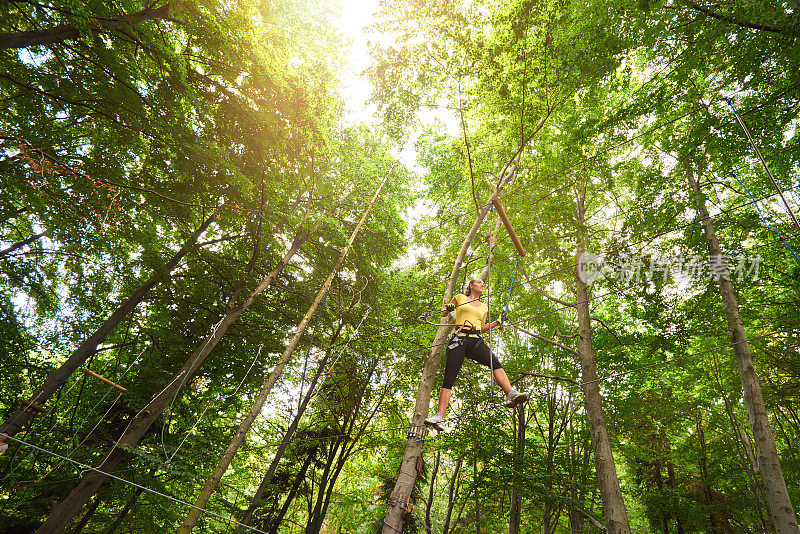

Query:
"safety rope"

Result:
[[487, 205, 495, 401], [724, 97, 800, 235], [730, 170, 800, 267]]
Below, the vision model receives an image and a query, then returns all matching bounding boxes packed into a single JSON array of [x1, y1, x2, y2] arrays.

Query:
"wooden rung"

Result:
[[491, 197, 526, 257], [81, 368, 128, 392]]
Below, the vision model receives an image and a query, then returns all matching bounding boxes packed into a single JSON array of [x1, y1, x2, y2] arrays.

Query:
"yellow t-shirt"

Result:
[[453, 293, 486, 336]]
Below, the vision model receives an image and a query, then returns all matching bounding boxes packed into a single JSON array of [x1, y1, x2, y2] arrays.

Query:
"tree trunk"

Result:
[[0, 4, 173, 50], [35, 216, 312, 534], [653, 459, 669, 534], [383, 183, 502, 533], [235, 342, 335, 533], [306, 362, 385, 534], [697, 419, 719, 534], [179, 169, 393, 533], [667, 461, 685, 534], [574, 187, 631, 534], [474, 456, 480, 534], [0, 230, 47, 259], [443, 458, 463, 534], [68, 495, 100, 533], [1, 210, 217, 440], [688, 166, 799, 533], [102, 487, 144, 534], [509, 403, 524, 534], [268, 452, 315, 532], [426, 450, 441, 532]]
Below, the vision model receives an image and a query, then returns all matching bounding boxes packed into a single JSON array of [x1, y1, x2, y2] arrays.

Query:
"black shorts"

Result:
[[442, 336, 502, 389]]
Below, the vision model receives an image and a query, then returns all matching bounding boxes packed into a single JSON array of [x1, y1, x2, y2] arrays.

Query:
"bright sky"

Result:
[[334, 0, 381, 128], [332, 0, 459, 172]]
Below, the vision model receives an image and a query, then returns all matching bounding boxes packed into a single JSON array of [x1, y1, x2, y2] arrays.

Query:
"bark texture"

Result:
[[575, 190, 631, 534], [688, 169, 799, 533]]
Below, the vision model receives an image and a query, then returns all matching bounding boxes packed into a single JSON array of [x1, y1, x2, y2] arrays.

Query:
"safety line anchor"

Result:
[[407, 425, 427, 443], [388, 490, 413, 514], [81, 368, 128, 392]]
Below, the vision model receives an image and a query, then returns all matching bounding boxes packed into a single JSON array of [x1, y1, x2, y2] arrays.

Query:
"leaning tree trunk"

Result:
[[179, 168, 394, 533], [688, 166, 799, 533], [271, 450, 315, 531], [235, 338, 336, 533], [574, 187, 631, 534], [443, 458, 463, 534], [306, 364, 386, 534], [35, 216, 315, 534], [426, 450, 441, 532], [697, 418, 720, 534], [0, 209, 218, 441], [382, 183, 501, 532]]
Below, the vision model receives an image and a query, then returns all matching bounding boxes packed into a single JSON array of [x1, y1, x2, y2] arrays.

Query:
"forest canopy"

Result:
[[1, 0, 799, 533]]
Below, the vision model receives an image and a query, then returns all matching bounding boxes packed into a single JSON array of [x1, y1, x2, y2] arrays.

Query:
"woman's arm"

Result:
[[481, 311, 502, 332]]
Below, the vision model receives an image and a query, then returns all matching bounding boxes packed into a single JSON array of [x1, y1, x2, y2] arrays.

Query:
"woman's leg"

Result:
[[467, 338, 512, 394], [438, 342, 466, 417], [492, 368, 512, 395], [436, 387, 452, 417]]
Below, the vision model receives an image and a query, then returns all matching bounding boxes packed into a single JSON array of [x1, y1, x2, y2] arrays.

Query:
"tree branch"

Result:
[[590, 315, 625, 346], [512, 325, 582, 358], [687, 2, 796, 37], [0, 4, 178, 50]]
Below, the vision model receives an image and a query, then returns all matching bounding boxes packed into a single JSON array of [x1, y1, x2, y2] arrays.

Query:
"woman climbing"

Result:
[[424, 278, 528, 432]]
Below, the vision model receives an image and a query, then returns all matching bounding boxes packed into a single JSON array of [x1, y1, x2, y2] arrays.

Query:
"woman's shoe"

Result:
[[424, 414, 445, 432], [503, 389, 529, 408]]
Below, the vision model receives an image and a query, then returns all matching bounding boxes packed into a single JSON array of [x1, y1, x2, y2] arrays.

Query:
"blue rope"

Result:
[[731, 170, 800, 266]]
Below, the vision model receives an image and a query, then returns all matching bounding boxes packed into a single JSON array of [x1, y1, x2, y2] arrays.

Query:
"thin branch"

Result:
[[513, 325, 582, 358], [590, 316, 625, 347], [686, 2, 795, 37]]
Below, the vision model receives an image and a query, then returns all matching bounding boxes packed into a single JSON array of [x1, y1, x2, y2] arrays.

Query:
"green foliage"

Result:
[[2, 0, 799, 532]]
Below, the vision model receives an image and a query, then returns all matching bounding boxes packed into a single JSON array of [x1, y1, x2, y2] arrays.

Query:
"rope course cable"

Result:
[[160, 316, 225, 461], [724, 97, 800, 235], [0, 434, 271, 534], [166, 344, 266, 465], [730, 170, 800, 266], [223, 324, 799, 450], [277, 228, 798, 395]]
